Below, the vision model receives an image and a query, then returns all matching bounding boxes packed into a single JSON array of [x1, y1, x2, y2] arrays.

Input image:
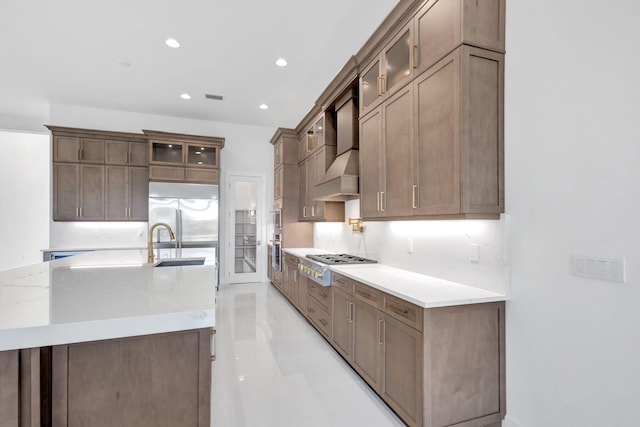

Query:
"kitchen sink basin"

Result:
[[154, 257, 206, 267]]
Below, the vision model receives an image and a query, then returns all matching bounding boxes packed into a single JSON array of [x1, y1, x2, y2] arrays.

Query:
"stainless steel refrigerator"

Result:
[[148, 182, 219, 268]]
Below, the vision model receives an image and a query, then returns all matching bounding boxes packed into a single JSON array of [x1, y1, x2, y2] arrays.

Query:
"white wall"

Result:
[[502, 2, 640, 426], [0, 130, 50, 270], [315, 200, 508, 294]]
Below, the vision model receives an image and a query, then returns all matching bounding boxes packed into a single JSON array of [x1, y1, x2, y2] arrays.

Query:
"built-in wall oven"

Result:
[[271, 240, 282, 272], [270, 208, 283, 272]]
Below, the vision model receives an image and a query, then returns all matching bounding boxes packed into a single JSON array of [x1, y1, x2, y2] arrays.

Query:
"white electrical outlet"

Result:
[[571, 255, 627, 283], [407, 238, 413, 254], [470, 243, 479, 263]]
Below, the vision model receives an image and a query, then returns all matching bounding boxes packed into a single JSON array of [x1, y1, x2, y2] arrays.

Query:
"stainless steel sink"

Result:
[[154, 257, 206, 267]]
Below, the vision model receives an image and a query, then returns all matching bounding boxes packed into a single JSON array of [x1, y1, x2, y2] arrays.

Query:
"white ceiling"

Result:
[[0, 0, 398, 132]]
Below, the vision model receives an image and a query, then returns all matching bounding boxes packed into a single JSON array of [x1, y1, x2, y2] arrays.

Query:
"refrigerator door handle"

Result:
[[176, 209, 183, 249]]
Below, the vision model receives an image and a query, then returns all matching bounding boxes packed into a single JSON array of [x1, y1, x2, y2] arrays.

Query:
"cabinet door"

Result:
[[297, 135, 306, 163], [297, 275, 308, 314], [360, 58, 382, 116], [0, 350, 19, 427], [52, 329, 211, 427], [382, 24, 413, 96], [105, 166, 128, 220], [129, 141, 149, 166], [413, 51, 461, 215], [53, 163, 80, 220], [382, 84, 414, 217], [298, 162, 307, 220], [105, 140, 129, 165], [305, 156, 316, 217], [282, 261, 291, 296], [352, 300, 383, 392], [151, 142, 184, 164], [359, 108, 383, 219], [129, 167, 149, 221], [381, 315, 423, 427], [288, 263, 299, 305], [53, 137, 80, 162], [186, 144, 217, 168], [80, 138, 105, 163], [274, 166, 283, 200], [415, 0, 505, 74], [415, 0, 459, 74], [332, 289, 353, 362], [274, 139, 283, 168], [79, 165, 105, 220]]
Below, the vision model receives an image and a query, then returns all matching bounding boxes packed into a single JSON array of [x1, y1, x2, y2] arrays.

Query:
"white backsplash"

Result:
[[314, 200, 509, 294], [50, 221, 148, 249]]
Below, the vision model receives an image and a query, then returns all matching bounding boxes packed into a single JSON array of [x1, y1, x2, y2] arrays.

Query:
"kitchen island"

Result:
[[0, 250, 215, 427]]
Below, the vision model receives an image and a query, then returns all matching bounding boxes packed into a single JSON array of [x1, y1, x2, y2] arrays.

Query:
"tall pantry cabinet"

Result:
[[270, 128, 313, 249]]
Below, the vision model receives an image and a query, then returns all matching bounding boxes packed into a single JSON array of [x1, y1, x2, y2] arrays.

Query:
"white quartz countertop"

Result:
[[283, 248, 506, 308], [0, 250, 216, 351], [331, 264, 506, 308]]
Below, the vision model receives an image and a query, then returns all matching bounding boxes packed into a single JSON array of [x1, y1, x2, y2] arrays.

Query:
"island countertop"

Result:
[[0, 249, 216, 351]]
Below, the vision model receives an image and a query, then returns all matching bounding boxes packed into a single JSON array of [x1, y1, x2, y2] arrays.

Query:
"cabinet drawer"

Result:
[[284, 253, 298, 265], [150, 165, 185, 182], [307, 297, 331, 339], [354, 282, 383, 309], [384, 294, 423, 332], [331, 272, 354, 295], [307, 281, 332, 313], [186, 168, 218, 183]]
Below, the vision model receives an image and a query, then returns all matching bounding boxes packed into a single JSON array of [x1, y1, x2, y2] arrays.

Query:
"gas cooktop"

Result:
[[305, 254, 377, 265]]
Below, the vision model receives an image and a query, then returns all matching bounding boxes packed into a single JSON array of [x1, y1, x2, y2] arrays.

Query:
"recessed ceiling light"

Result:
[[165, 38, 180, 48], [180, 93, 191, 100], [275, 58, 288, 67], [259, 104, 269, 110]]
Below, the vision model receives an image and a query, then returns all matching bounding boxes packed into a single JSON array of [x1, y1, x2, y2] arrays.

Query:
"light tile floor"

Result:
[[211, 282, 406, 427]]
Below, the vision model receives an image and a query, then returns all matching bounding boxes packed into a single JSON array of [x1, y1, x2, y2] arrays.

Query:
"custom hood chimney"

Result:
[[314, 90, 359, 201]]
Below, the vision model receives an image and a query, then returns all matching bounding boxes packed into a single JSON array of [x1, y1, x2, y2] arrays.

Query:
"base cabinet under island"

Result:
[[1, 328, 213, 427], [271, 258, 505, 427]]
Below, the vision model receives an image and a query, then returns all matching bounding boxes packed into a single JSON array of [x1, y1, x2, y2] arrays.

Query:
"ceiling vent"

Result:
[[205, 94, 224, 101]]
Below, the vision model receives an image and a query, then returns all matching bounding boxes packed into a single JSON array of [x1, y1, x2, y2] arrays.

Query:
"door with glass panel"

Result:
[[226, 174, 264, 284]]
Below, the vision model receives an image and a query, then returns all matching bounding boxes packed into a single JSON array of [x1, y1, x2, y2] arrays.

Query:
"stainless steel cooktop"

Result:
[[305, 254, 377, 265]]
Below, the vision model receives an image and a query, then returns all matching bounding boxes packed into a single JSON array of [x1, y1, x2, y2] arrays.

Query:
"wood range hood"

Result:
[[314, 90, 360, 202]]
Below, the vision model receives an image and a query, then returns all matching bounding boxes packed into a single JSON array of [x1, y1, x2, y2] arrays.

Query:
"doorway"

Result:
[[225, 173, 265, 284]]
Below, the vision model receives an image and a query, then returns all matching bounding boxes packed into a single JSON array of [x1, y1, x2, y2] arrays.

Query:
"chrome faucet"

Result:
[[148, 222, 176, 263]]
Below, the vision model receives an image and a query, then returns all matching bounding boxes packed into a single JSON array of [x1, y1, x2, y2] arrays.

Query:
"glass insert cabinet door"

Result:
[[227, 174, 264, 284], [151, 142, 184, 164], [385, 29, 411, 90], [187, 144, 217, 167]]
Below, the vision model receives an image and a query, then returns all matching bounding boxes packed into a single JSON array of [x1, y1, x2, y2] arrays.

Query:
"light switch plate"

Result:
[[470, 243, 479, 263], [571, 255, 627, 283]]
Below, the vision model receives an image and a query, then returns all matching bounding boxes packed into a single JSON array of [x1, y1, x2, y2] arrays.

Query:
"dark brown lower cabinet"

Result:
[[0, 348, 43, 427], [52, 329, 211, 427]]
